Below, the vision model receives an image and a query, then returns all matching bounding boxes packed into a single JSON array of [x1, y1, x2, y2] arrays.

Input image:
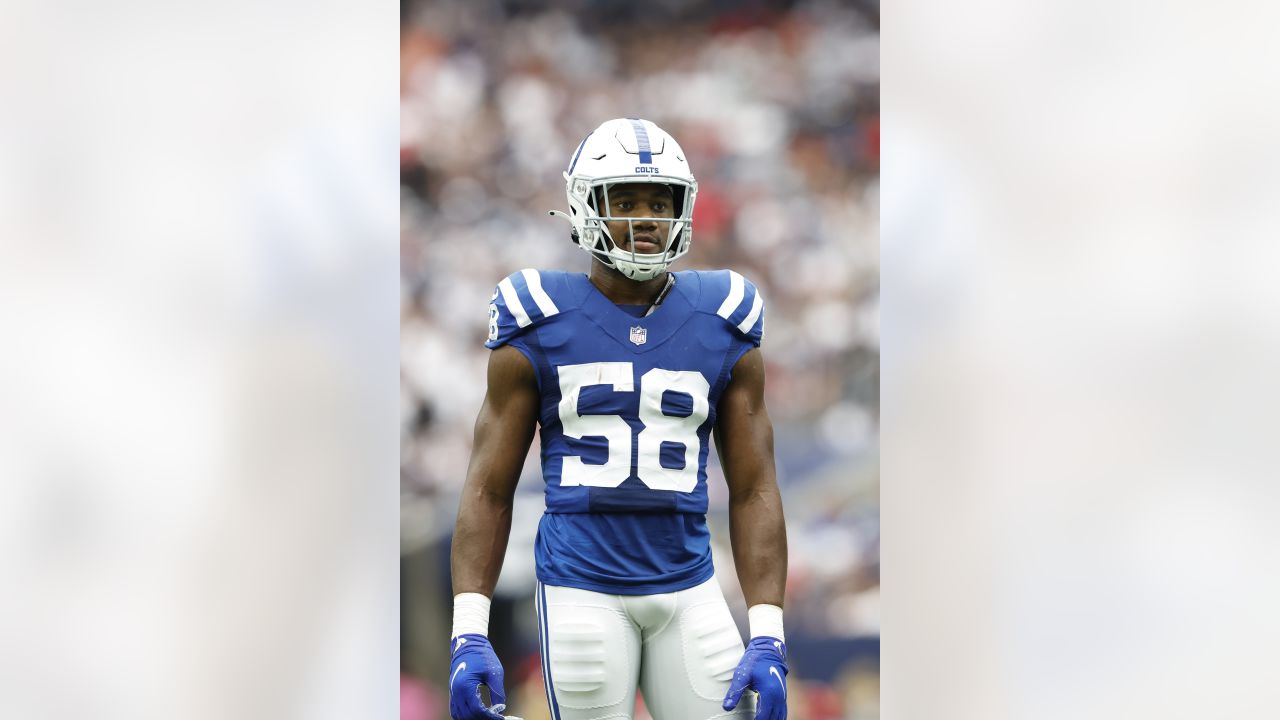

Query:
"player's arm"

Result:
[[448, 344, 539, 720], [715, 347, 790, 718], [452, 343, 540, 597], [716, 346, 787, 609]]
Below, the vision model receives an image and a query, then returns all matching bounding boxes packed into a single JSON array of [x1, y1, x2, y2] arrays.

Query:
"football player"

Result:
[[449, 118, 789, 720]]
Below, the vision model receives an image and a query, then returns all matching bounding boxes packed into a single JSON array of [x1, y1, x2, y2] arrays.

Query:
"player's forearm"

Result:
[[727, 482, 788, 608], [450, 487, 515, 597]]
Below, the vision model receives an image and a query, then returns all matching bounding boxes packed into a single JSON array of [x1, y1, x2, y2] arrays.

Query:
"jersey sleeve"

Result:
[[707, 269, 766, 346], [484, 268, 564, 349]]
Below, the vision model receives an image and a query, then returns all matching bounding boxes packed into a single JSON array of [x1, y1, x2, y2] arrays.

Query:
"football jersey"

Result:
[[485, 269, 765, 595]]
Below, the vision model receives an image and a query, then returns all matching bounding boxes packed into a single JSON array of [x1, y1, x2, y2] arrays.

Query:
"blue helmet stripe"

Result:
[[567, 131, 592, 174], [629, 118, 653, 164]]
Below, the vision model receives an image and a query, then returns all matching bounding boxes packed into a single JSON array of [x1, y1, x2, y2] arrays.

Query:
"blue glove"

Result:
[[449, 634, 509, 720], [723, 636, 789, 720]]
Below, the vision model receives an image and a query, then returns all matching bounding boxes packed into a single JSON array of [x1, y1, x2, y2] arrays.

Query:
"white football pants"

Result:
[[533, 576, 754, 720]]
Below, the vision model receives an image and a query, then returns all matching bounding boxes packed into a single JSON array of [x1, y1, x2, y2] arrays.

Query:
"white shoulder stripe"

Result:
[[737, 289, 764, 334], [716, 271, 746, 320], [498, 277, 531, 328], [521, 269, 559, 318]]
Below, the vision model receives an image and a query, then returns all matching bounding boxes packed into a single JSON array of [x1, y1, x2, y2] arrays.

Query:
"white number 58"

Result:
[[556, 362, 709, 493]]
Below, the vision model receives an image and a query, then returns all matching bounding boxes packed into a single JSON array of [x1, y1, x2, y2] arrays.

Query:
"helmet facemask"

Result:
[[566, 174, 697, 281]]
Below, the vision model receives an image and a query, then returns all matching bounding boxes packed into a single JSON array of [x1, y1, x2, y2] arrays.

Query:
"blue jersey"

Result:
[[485, 269, 765, 595]]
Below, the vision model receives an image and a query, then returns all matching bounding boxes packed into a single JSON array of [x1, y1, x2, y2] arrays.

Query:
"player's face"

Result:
[[601, 183, 675, 255]]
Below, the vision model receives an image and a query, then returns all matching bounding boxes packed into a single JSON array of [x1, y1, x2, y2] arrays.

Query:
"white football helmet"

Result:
[[550, 118, 698, 281]]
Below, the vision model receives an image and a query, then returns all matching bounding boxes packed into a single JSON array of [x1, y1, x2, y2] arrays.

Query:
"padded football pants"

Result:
[[534, 576, 755, 720]]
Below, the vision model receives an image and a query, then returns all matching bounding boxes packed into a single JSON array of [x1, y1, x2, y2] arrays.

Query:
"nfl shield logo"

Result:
[[629, 326, 647, 345]]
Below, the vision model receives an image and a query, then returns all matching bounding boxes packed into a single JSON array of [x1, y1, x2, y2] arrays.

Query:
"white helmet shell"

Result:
[[557, 118, 698, 281]]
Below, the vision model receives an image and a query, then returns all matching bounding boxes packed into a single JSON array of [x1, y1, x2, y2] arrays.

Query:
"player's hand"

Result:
[[723, 636, 789, 720], [449, 634, 511, 720]]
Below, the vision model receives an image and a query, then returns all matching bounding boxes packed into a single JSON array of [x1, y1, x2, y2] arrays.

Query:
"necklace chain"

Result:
[[643, 274, 676, 318]]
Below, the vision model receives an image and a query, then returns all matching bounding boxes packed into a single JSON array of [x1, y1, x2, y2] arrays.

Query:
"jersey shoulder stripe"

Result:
[[715, 270, 746, 320], [486, 269, 567, 348], [497, 275, 532, 328], [688, 269, 766, 345], [503, 268, 561, 327], [521, 268, 560, 318], [735, 288, 764, 336]]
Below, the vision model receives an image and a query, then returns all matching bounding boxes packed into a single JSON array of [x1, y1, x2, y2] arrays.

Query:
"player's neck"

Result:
[[589, 264, 670, 307]]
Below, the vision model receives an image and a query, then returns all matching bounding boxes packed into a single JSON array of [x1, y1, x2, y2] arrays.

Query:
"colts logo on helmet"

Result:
[[634, 166, 660, 174], [629, 326, 648, 345]]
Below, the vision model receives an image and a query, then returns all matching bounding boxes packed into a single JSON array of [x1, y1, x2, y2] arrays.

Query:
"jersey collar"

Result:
[[575, 272, 698, 353]]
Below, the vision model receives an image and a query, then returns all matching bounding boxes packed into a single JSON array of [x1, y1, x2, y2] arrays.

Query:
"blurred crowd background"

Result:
[[400, 1, 879, 717], [7, 0, 1277, 718]]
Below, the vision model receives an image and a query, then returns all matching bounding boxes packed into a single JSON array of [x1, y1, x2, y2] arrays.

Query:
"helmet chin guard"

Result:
[[550, 119, 698, 281]]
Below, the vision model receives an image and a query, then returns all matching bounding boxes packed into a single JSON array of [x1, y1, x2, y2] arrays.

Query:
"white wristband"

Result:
[[748, 604, 785, 642], [452, 593, 491, 639]]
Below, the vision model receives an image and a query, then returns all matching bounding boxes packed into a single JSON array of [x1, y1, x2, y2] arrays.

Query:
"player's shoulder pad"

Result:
[[485, 268, 569, 349], [691, 269, 765, 346]]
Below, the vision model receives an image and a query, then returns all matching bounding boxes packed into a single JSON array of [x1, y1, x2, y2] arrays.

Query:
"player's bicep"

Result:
[[715, 348, 776, 497], [465, 345, 540, 499]]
